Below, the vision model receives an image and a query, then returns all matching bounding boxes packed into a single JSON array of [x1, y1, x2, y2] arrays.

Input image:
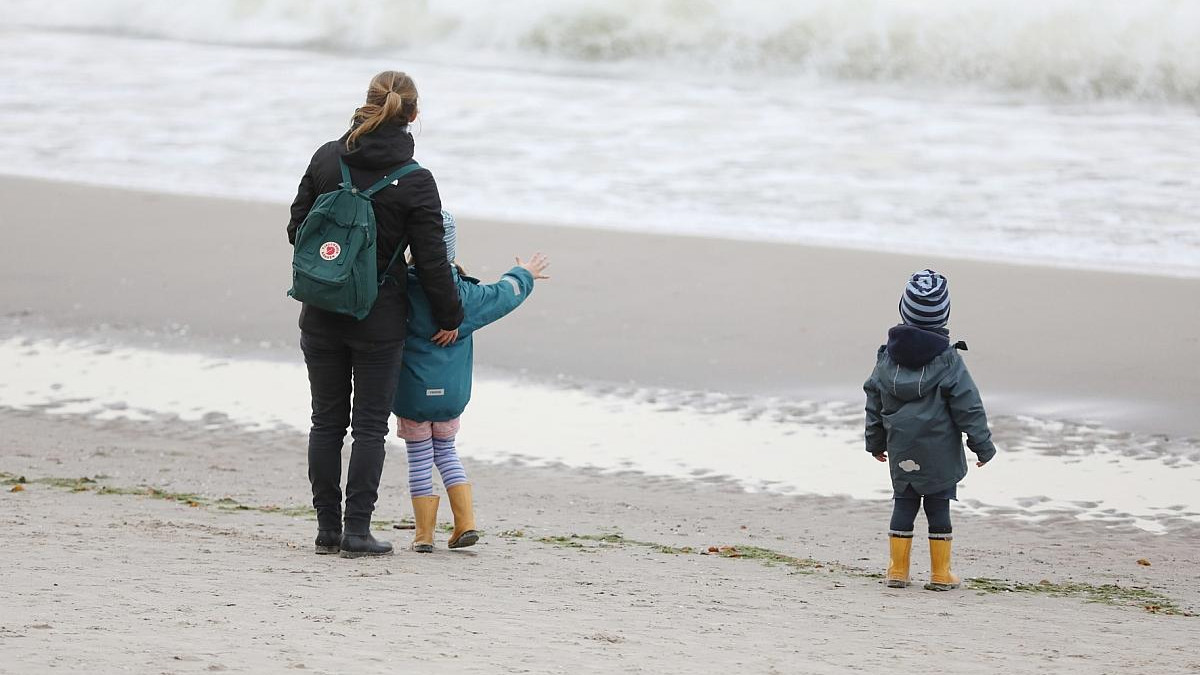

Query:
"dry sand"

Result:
[[1, 176, 1198, 437], [2, 407, 1198, 674]]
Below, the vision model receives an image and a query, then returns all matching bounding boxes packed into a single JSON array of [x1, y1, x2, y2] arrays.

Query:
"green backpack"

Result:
[[288, 159, 423, 320]]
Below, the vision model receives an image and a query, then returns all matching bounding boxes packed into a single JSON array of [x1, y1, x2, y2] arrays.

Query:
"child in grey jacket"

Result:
[[863, 269, 996, 591]]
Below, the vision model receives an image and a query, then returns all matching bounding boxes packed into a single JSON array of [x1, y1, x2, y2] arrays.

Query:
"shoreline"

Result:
[[4, 336, 1199, 534], [4, 168, 1198, 281], [2, 175, 1199, 437]]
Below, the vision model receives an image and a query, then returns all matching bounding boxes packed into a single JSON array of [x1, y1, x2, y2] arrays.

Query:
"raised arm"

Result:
[[457, 267, 537, 337]]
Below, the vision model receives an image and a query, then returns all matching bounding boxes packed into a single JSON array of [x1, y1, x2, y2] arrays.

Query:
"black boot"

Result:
[[314, 529, 341, 555], [339, 532, 394, 558]]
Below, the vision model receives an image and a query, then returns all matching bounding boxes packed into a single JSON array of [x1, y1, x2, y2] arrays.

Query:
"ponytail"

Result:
[[346, 71, 419, 151]]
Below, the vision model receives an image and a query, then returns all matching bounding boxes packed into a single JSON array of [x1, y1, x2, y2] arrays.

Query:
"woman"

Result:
[[287, 71, 463, 558]]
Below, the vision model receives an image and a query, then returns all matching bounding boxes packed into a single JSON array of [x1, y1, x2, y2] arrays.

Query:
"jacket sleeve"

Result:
[[457, 267, 535, 338], [942, 357, 997, 463], [405, 171, 464, 331], [863, 377, 887, 456], [287, 152, 319, 245]]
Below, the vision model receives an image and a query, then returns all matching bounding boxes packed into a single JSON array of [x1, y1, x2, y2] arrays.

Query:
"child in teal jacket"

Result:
[[393, 211, 549, 552]]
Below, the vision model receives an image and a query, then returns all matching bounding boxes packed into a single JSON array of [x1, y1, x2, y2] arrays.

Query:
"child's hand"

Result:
[[873, 453, 887, 462], [517, 253, 551, 280], [976, 461, 988, 468]]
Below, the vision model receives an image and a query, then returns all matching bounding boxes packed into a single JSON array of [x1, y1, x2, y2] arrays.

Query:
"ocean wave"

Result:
[[6, 0, 1200, 103]]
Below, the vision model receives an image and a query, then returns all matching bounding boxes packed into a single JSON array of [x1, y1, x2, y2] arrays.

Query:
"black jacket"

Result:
[[288, 121, 463, 341]]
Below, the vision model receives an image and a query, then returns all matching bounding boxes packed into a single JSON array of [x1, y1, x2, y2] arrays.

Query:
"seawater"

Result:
[[0, 1, 1199, 275]]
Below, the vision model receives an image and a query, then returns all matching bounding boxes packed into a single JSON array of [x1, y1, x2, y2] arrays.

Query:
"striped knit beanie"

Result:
[[441, 209, 457, 263], [899, 269, 950, 329]]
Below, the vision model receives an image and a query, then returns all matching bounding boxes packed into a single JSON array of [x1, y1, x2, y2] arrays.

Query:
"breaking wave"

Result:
[[6, 0, 1200, 102]]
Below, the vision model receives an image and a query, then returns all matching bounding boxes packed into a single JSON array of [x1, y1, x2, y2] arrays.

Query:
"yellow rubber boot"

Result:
[[446, 483, 480, 549], [411, 495, 440, 553], [886, 535, 913, 588], [924, 537, 961, 591]]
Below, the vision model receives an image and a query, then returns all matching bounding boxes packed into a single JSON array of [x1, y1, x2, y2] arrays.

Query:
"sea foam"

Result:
[[7, 0, 1200, 103]]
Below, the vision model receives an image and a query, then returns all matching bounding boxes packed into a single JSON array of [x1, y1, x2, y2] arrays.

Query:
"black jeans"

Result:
[[301, 331, 404, 535]]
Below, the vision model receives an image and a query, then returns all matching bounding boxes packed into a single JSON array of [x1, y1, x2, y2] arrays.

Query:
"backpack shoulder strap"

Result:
[[377, 239, 407, 287], [363, 161, 422, 197], [338, 158, 353, 188]]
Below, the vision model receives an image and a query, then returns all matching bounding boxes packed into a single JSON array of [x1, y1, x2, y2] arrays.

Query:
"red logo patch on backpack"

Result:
[[319, 242, 341, 261]]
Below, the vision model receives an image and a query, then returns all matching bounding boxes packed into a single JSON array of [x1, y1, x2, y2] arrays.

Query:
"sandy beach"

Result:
[[2, 177, 1199, 673], [3, 407, 1198, 674], [7, 1, 1200, 667], [5, 3, 1200, 671]]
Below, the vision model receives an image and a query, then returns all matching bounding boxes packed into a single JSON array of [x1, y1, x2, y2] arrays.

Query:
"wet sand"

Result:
[[2, 176, 1198, 437], [4, 337, 1199, 532]]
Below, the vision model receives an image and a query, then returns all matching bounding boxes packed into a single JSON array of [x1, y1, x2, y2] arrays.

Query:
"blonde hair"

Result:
[[345, 71, 419, 151]]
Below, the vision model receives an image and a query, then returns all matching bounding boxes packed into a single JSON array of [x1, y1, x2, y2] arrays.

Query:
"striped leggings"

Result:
[[397, 417, 468, 497]]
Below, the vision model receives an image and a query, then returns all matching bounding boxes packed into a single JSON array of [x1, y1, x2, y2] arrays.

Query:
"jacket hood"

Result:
[[338, 120, 415, 170], [874, 343, 959, 403], [886, 324, 950, 368]]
